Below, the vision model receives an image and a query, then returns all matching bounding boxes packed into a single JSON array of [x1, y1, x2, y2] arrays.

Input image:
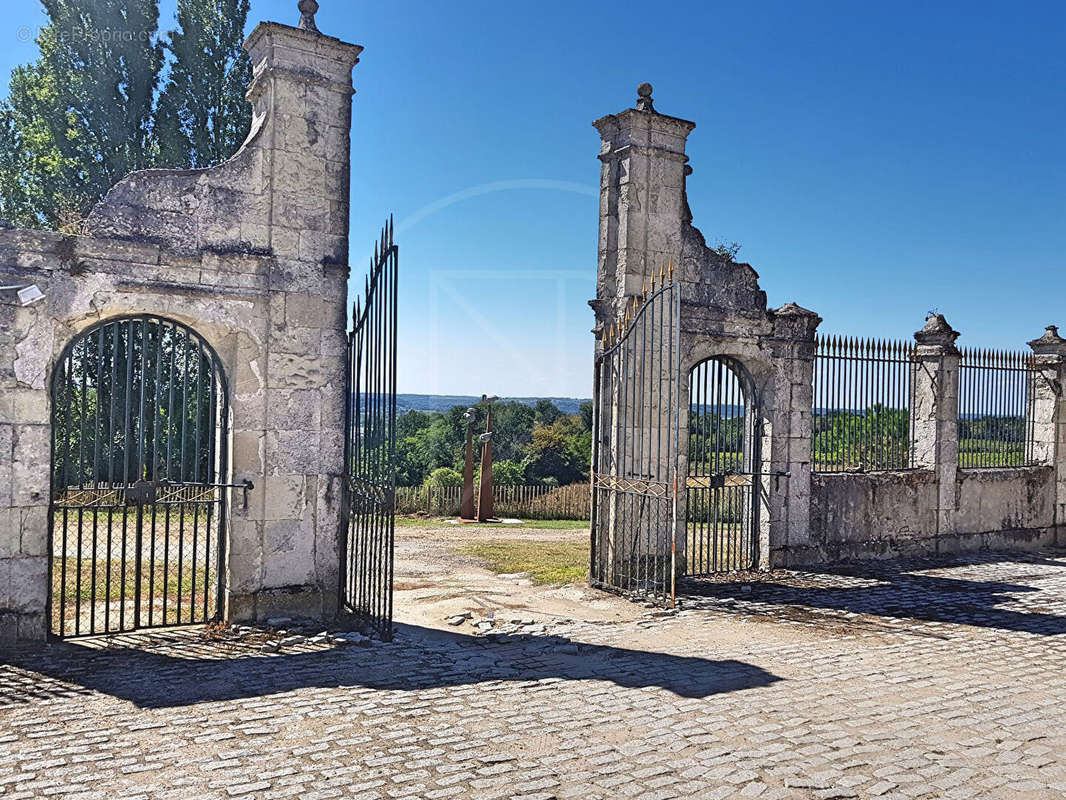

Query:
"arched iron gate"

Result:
[[685, 356, 760, 574], [340, 218, 398, 640], [49, 315, 231, 638], [589, 281, 681, 604]]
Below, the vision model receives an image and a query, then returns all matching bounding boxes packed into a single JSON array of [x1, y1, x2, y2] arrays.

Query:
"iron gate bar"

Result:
[[685, 356, 761, 575], [957, 347, 1036, 469], [48, 315, 229, 638], [589, 278, 680, 603], [341, 217, 398, 640], [813, 336, 916, 472]]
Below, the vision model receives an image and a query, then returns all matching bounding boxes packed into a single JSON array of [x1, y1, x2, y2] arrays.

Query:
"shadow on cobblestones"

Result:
[[0, 624, 781, 708], [681, 550, 1066, 635]]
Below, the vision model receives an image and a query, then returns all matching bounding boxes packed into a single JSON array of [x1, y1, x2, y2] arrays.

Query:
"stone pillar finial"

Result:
[[297, 0, 320, 32], [1028, 325, 1066, 358], [771, 302, 822, 343], [636, 82, 654, 112], [913, 312, 960, 354]]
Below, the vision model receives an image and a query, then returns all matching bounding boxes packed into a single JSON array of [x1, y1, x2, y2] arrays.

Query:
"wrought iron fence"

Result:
[[395, 483, 590, 520], [812, 336, 915, 472], [957, 347, 1035, 468]]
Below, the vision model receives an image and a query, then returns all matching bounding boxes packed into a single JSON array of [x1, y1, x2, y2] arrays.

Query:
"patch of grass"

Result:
[[460, 539, 588, 585], [51, 557, 209, 603], [396, 516, 588, 530]]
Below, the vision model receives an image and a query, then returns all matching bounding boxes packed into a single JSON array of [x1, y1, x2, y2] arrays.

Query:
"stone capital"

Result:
[[913, 313, 960, 356], [771, 302, 821, 342], [593, 83, 696, 158], [245, 21, 363, 94], [1028, 325, 1066, 360]]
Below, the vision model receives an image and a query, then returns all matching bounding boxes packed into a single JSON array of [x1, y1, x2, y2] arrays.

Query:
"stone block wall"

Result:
[[784, 318, 1066, 565], [593, 85, 1066, 574], [0, 10, 362, 641]]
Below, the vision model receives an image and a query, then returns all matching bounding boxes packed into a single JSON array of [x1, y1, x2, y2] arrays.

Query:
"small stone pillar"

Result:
[[766, 303, 821, 565], [911, 313, 961, 539], [591, 83, 695, 328], [1028, 325, 1066, 541]]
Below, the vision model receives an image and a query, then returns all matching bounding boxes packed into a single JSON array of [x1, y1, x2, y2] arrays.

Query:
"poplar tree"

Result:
[[0, 0, 162, 229], [154, 0, 251, 169]]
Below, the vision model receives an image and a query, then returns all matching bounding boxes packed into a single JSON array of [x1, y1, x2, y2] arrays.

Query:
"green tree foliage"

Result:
[[0, 0, 163, 228], [53, 321, 219, 488], [425, 466, 462, 488], [395, 401, 592, 487], [491, 459, 525, 485], [520, 417, 588, 487], [811, 405, 910, 470], [688, 411, 744, 473], [155, 0, 251, 168], [0, 0, 253, 229]]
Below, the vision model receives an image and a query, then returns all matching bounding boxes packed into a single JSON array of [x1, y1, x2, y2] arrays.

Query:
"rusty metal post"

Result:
[[459, 411, 475, 520], [477, 402, 495, 521]]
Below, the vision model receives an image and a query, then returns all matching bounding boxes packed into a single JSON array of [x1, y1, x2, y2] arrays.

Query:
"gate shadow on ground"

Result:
[[0, 623, 780, 709], [680, 550, 1066, 636]]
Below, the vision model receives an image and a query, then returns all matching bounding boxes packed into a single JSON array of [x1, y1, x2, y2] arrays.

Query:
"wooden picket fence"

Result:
[[395, 483, 590, 520]]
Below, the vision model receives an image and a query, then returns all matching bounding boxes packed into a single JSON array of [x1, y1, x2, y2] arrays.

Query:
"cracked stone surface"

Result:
[[3, 549, 1066, 798]]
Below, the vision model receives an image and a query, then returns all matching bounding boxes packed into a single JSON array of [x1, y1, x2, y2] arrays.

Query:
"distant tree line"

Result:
[[0, 0, 252, 230], [398, 400, 593, 488]]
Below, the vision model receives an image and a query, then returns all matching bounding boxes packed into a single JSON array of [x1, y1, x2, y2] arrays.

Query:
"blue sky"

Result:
[[3, 1, 1064, 397]]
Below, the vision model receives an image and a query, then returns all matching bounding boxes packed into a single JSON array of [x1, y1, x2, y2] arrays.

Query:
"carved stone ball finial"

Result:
[[297, 0, 320, 32], [636, 81, 654, 112]]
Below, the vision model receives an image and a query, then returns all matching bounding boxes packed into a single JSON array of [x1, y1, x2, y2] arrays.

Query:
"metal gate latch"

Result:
[[125, 480, 157, 507]]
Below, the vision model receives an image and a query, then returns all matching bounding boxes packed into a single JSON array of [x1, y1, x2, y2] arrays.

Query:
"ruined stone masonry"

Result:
[[0, 8, 362, 640], [593, 83, 1066, 573]]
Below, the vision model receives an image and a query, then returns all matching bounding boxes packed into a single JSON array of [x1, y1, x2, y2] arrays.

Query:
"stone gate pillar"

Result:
[[766, 304, 821, 566], [84, 6, 364, 623], [592, 84, 821, 574], [911, 313, 961, 542], [227, 17, 362, 621], [1028, 325, 1066, 543], [591, 84, 695, 332]]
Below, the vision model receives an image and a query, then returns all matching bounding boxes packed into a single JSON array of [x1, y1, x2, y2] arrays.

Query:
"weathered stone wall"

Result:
[[593, 85, 1066, 574], [790, 320, 1066, 565], [0, 11, 361, 641], [593, 84, 820, 571], [805, 467, 1056, 562]]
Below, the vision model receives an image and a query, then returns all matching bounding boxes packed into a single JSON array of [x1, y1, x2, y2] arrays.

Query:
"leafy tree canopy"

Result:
[[0, 0, 251, 229], [397, 400, 592, 488]]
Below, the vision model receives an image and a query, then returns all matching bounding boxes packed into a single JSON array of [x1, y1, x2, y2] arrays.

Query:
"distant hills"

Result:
[[397, 394, 591, 415]]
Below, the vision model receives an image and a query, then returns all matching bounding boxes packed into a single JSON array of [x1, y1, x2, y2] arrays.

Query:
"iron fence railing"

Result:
[[395, 483, 590, 520], [957, 347, 1036, 469], [812, 336, 915, 472]]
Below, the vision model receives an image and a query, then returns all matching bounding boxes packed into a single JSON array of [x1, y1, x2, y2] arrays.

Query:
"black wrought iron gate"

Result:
[[340, 218, 398, 639], [49, 315, 230, 638], [589, 280, 681, 603], [685, 356, 760, 574]]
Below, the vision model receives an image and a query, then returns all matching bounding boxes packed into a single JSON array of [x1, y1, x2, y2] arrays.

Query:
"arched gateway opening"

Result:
[[49, 315, 229, 638], [686, 356, 761, 574]]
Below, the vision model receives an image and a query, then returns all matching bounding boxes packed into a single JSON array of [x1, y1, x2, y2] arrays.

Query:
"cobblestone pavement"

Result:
[[4, 550, 1066, 799]]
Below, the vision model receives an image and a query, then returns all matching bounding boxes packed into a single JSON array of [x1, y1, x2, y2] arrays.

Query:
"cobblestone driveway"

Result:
[[3, 551, 1066, 799]]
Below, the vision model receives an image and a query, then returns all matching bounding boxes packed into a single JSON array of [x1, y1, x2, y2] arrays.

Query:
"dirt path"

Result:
[[392, 520, 645, 631]]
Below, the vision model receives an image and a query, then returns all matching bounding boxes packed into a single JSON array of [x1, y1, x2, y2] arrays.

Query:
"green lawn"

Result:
[[51, 557, 209, 603], [459, 540, 588, 585], [395, 516, 588, 530]]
